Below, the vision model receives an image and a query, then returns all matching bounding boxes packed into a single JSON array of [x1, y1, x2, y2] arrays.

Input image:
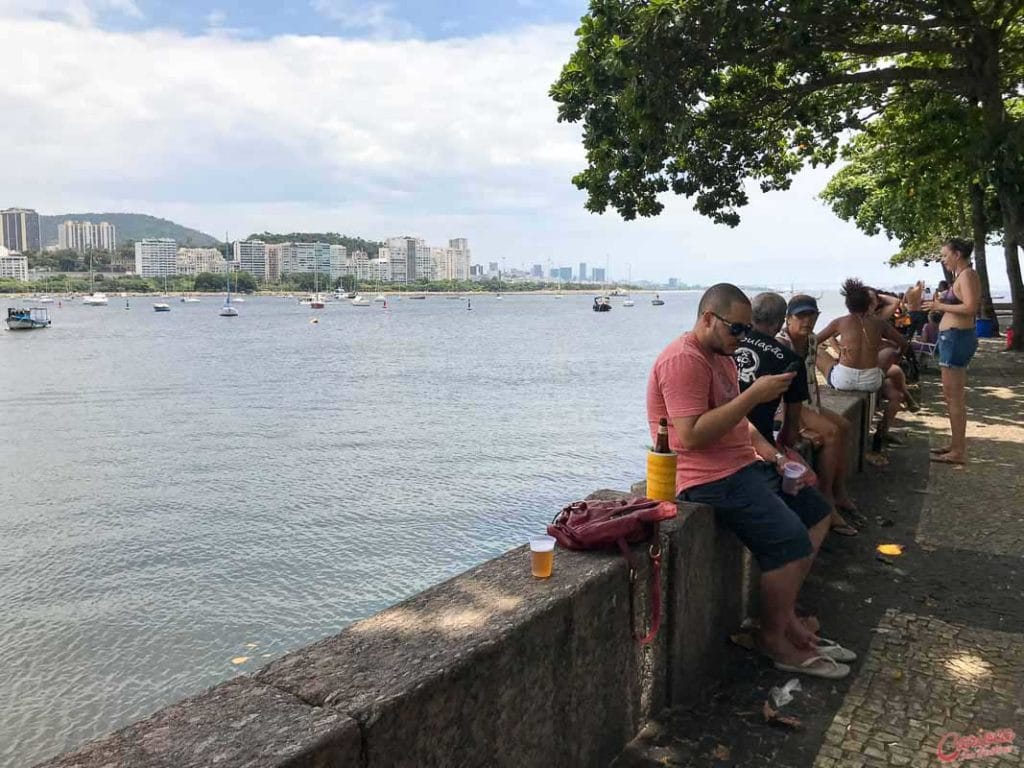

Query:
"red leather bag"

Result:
[[547, 497, 677, 645]]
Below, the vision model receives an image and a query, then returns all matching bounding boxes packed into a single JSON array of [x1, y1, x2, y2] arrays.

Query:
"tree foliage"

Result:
[[552, 0, 1024, 340], [248, 232, 380, 257]]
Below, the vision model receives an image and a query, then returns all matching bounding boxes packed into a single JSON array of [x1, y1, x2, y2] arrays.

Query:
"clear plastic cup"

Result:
[[782, 461, 806, 495], [529, 535, 556, 578]]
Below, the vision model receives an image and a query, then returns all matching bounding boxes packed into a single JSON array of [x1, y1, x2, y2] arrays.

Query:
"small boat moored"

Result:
[[593, 296, 612, 312], [6, 307, 51, 330], [82, 292, 109, 306], [153, 303, 171, 312], [651, 293, 665, 306]]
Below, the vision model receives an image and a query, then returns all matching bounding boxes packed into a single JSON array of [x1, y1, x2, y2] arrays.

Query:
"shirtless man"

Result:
[[816, 278, 910, 453], [905, 281, 926, 335], [922, 238, 981, 465]]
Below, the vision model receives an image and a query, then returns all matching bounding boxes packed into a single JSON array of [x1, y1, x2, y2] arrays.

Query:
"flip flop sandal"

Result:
[[930, 454, 966, 465], [815, 638, 858, 662], [830, 523, 859, 537], [773, 654, 851, 680], [865, 452, 889, 467]]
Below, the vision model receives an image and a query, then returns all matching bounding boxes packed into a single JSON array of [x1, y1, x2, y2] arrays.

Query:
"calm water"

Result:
[[0, 290, 846, 765]]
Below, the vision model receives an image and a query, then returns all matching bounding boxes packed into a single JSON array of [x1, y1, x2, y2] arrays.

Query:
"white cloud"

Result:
[[309, 0, 415, 38], [0, 15, 1003, 287]]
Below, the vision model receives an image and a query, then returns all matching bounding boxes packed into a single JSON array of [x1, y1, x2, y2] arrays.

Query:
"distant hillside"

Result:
[[40, 213, 219, 247], [249, 232, 380, 257]]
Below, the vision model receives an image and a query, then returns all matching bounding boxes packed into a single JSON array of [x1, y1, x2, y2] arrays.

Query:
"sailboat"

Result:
[[82, 254, 108, 305], [495, 264, 503, 299], [622, 265, 635, 307], [218, 237, 237, 315]]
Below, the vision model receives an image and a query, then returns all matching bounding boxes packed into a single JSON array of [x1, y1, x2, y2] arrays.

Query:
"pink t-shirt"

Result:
[[646, 332, 759, 492]]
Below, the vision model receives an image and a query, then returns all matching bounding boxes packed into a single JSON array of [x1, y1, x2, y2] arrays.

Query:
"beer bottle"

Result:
[[654, 418, 670, 454]]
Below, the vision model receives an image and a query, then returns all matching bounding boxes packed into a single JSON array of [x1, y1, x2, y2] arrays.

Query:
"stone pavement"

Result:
[[614, 340, 1024, 768]]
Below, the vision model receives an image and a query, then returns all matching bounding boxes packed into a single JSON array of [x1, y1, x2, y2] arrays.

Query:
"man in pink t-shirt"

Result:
[[646, 283, 852, 680]]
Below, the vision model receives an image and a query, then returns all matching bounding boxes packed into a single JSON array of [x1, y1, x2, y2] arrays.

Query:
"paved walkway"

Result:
[[615, 340, 1024, 768]]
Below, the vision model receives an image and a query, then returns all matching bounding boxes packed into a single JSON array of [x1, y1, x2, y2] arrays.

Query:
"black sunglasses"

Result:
[[712, 313, 753, 337]]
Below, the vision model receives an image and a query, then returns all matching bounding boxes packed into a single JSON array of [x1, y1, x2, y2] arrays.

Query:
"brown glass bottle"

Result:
[[654, 417, 670, 453]]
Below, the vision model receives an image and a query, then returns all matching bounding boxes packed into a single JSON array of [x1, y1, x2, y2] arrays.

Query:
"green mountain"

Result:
[[40, 213, 219, 247], [248, 232, 380, 257]]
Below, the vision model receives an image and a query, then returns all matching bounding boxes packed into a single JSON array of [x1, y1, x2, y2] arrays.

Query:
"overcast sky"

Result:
[[0, 0, 1009, 289]]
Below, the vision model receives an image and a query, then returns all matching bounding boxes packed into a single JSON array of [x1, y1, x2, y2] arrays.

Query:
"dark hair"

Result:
[[944, 237, 973, 262], [928, 311, 942, 324], [751, 292, 787, 330], [937, 280, 949, 292], [698, 283, 750, 316], [841, 278, 871, 314]]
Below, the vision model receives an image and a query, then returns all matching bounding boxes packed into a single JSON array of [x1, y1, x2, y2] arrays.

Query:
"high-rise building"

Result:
[[384, 236, 431, 283], [470, 264, 484, 277], [578, 262, 588, 282], [350, 250, 372, 282], [448, 238, 470, 281], [279, 242, 331, 277], [134, 239, 178, 277], [487, 261, 499, 275], [177, 247, 227, 275], [233, 240, 267, 280], [558, 266, 573, 282], [531, 264, 543, 278], [329, 244, 348, 281], [668, 278, 679, 288], [266, 244, 283, 281], [57, 220, 116, 253], [0, 245, 29, 281], [1, 208, 41, 253], [592, 267, 606, 283]]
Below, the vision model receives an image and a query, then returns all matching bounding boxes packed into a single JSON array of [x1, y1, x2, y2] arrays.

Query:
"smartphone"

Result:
[[784, 361, 803, 374]]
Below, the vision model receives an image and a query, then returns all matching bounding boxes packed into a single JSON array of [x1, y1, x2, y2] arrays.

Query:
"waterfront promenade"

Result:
[[616, 339, 1024, 767]]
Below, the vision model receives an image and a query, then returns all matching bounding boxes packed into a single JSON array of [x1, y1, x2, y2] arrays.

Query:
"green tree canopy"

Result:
[[551, 0, 1024, 339]]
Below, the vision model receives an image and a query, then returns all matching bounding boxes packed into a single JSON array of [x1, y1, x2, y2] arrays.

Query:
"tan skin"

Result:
[[781, 312, 858, 531], [816, 307, 909, 438], [922, 245, 982, 463], [905, 281, 925, 312], [674, 301, 830, 667]]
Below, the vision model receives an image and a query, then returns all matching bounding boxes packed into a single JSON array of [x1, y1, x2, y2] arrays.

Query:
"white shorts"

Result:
[[829, 363, 884, 392]]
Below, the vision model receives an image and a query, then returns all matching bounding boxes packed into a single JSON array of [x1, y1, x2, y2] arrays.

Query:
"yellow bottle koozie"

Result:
[[646, 450, 677, 502]]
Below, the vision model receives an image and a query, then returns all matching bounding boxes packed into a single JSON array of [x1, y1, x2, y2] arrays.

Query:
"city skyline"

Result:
[[0, 2, 1010, 290]]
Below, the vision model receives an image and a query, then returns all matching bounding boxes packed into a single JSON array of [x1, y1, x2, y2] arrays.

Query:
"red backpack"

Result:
[[548, 497, 677, 644]]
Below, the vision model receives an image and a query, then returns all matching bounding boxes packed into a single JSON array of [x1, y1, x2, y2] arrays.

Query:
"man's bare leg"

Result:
[[759, 558, 818, 665]]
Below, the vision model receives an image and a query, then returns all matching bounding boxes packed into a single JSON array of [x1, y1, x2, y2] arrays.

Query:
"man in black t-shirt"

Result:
[[735, 293, 809, 446]]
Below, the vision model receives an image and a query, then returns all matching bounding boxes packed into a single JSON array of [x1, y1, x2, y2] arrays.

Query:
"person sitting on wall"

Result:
[[921, 311, 942, 345], [778, 295, 861, 536], [867, 287, 919, 413], [816, 279, 911, 462], [647, 283, 853, 679]]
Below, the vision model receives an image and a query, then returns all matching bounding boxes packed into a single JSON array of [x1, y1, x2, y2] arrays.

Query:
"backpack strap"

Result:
[[617, 525, 663, 646]]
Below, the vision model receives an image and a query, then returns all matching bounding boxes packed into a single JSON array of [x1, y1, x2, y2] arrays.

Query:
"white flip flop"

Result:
[[816, 637, 857, 663], [773, 654, 851, 680]]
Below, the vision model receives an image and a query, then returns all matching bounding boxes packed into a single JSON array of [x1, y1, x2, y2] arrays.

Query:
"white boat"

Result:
[[6, 307, 51, 330], [622, 265, 635, 306], [220, 269, 238, 317], [35, 296, 55, 304], [232, 297, 245, 303], [373, 293, 386, 303], [181, 296, 201, 303], [82, 292, 109, 306], [351, 295, 370, 306], [153, 303, 171, 312]]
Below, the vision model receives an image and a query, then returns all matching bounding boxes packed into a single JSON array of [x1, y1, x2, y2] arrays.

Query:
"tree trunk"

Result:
[[1005, 230, 1024, 350], [969, 182, 998, 331]]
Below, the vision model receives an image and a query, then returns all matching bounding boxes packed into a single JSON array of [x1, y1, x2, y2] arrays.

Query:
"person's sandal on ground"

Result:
[[865, 451, 889, 467], [773, 654, 851, 679], [930, 452, 966, 465], [815, 637, 857, 662]]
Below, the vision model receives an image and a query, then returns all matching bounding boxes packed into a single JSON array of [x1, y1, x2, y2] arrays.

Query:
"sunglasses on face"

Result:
[[712, 312, 753, 337]]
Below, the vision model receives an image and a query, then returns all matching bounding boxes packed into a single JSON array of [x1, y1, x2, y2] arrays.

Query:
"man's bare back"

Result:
[[905, 281, 924, 312]]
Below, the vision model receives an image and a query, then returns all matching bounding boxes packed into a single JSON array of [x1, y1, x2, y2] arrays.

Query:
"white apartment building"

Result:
[[234, 240, 267, 280], [279, 242, 331, 278], [0, 245, 28, 281], [348, 249, 372, 282], [134, 238, 178, 277], [177, 247, 227, 275], [431, 239, 471, 282], [384, 236, 432, 283], [329, 244, 348, 281], [370, 254, 391, 283], [57, 220, 117, 253]]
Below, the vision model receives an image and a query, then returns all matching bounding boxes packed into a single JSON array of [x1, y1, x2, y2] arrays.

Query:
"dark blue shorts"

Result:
[[679, 462, 831, 572], [937, 327, 978, 369]]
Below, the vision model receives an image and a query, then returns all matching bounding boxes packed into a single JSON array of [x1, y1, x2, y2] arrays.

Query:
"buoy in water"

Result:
[[310, 317, 319, 324]]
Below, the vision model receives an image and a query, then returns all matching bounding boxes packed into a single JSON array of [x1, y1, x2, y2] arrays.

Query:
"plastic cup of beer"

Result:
[[529, 535, 556, 578], [781, 461, 806, 495]]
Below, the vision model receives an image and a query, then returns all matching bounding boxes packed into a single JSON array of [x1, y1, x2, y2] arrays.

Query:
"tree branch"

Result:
[[797, 66, 974, 92]]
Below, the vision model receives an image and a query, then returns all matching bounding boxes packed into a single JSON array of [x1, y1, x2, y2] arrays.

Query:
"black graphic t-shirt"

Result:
[[734, 329, 810, 444]]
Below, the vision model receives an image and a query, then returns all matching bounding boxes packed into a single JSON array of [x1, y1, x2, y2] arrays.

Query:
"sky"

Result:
[[0, 0, 1009, 289]]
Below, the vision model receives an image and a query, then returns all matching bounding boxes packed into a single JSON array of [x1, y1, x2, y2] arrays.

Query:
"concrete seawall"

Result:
[[39, 393, 867, 768]]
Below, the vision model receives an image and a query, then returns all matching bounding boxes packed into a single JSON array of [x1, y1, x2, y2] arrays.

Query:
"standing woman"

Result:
[[922, 238, 981, 465]]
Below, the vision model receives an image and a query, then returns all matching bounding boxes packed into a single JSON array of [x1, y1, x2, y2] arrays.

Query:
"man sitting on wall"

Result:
[[646, 283, 854, 679]]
